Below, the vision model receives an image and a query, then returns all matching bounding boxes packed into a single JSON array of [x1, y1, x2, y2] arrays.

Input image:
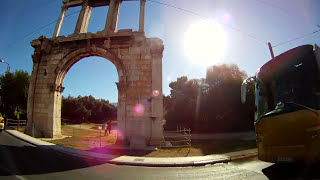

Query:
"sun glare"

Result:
[[184, 21, 227, 66]]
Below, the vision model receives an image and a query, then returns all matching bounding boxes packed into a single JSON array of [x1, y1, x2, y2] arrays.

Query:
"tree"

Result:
[[61, 95, 117, 124], [202, 64, 251, 132], [0, 70, 30, 119], [164, 64, 255, 133], [164, 77, 203, 131]]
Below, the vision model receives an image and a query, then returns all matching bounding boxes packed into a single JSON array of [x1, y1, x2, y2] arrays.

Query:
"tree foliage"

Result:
[[0, 71, 30, 119], [0, 70, 117, 123], [164, 64, 255, 133], [62, 95, 117, 124]]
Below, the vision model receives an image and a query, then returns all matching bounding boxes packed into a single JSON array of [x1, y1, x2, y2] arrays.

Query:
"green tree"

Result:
[[202, 64, 250, 132], [0, 70, 30, 119], [164, 77, 203, 130], [164, 64, 255, 133], [61, 95, 117, 124]]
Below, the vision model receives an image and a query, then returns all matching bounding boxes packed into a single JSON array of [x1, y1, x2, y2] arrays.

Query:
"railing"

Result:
[[157, 127, 191, 149], [6, 119, 27, 131]]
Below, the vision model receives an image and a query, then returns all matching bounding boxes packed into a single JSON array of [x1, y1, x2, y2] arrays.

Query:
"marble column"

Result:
[[139, 0, 146, 32], [53, 6, 67, 37], [74, 0, 92, 34], [104, 0, 116, 32]]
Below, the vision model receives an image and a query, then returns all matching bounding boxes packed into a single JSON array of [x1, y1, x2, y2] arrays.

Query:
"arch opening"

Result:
[[55, 48, 126, 87], [62, 56, 118, 120], [53, 50, 127, 141], [57, 56, 121, 148]]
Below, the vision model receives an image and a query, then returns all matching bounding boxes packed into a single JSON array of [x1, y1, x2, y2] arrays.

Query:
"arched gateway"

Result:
[[26, 0, 164, 148]]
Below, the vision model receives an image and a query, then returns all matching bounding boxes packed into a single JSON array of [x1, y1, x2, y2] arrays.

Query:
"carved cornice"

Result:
[[31, 36, 53, 63]]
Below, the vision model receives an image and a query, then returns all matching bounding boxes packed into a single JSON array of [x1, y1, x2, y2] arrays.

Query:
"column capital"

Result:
[[50, 84, 65, 93], [61, 5, 68, 11]]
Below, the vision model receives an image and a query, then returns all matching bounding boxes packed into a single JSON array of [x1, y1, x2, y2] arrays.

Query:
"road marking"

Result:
[[0, 165, 28, 180]]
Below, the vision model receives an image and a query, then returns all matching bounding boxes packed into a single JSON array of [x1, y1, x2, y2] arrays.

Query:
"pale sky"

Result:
[[0, 0, 319, 102]]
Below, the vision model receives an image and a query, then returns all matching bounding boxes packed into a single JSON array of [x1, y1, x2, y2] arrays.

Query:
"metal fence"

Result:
[[157, 127, 191, 148], [6, 119, 27, 131]]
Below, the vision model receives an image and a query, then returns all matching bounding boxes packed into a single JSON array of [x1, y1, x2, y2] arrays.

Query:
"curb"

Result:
[[108, 159, 231, 167], [4, 130, 257, 167], [107, 157, 232, 167], [4, 129, 116, 162], [4, 129, 49, 147], [230, 152, 258, 161]]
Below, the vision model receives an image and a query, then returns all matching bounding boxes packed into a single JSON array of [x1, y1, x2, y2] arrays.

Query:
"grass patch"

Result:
[[145, 139, 256, 157], [46, 125, 117, 150], [192, 139, 257, 155], [43, 124, 256, 157]]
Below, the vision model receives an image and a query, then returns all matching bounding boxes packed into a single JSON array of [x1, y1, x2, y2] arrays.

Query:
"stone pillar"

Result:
[[116, 81, 128, 143], [53, 6, 67, 37], [52, 84, 64, 137], [139, 0, 146, 32], [74, 0, 92, 34], [26, 61, 40, 137], [111, 2, 121, 32], [149, 39, 164, 145], [104, 0, 116, 32]]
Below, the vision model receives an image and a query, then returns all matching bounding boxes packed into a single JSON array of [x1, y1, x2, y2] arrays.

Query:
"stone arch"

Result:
[[55, 47, 126, 87], [52, 47, 128, 140], [27, 34, 164, 148], [27, 0, 164, 148]]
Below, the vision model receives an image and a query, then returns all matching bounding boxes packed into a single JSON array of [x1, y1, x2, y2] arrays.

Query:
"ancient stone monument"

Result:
[[26, 0, 164, 147]]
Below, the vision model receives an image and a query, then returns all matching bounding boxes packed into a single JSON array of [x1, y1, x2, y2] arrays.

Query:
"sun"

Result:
[[184, 21, 227, 66]]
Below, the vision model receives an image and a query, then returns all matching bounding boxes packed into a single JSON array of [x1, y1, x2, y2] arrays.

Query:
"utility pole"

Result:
[[268, 42, 275, 59]]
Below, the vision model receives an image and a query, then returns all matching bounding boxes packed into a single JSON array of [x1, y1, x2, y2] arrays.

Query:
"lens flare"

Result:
[[221, 13, 231, 24], [152, 90, 160, 97], [133, 104, 145, 116]]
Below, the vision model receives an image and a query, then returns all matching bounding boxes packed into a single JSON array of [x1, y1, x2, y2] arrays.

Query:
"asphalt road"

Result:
[[1, 130, 320, 180]]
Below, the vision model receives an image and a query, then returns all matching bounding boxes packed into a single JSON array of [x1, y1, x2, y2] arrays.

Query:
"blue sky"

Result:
[[0, 0, 319, 103]]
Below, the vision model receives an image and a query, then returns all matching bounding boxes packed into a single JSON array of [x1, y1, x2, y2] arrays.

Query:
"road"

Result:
[[1, 130, 320, 180]]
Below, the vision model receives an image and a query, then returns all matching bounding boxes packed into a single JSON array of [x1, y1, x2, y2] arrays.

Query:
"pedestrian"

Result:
[[104, 122, 108, 136], [107, 120, 112, 135]]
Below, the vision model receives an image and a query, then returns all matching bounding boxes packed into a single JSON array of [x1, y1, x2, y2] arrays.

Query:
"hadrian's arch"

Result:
[[26, 0, 164, 147]]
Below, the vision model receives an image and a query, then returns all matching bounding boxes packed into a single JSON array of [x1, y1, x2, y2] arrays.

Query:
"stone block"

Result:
[[129, 47, 141, 55], [120, 48, 129, 56]]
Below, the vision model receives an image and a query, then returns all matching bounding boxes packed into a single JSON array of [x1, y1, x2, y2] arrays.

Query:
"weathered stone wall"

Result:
[[26, 31, 164, 147]]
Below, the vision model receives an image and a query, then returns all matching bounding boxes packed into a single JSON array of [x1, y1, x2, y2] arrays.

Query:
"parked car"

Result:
[[0, 115, 4, 131]]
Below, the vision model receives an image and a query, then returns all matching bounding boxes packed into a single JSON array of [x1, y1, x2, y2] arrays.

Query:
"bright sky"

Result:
[[0, 0, 319, 103]]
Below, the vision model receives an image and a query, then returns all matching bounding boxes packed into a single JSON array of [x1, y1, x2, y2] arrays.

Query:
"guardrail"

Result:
[[157, 127, 192, 149], [6, 119, 27, 131]]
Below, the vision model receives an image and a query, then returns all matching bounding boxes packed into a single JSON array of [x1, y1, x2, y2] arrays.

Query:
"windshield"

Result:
[[255, 46, 319, 120]]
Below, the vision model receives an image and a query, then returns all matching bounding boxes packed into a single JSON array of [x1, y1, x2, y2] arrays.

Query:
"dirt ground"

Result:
[[44, 124, 256, 157]]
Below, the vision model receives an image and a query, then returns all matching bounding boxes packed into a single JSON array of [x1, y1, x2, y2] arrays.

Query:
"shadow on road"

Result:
[[262, 163, 320, 179], [0, 144, 109, 176]]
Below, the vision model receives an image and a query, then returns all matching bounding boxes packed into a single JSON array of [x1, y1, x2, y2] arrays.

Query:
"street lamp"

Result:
[[0, 59, 10, 72]]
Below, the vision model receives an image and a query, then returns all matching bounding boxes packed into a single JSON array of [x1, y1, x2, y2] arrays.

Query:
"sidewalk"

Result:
[[5, 130, 257, 167]]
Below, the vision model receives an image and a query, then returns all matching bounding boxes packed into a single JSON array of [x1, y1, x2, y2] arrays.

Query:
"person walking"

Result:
[[104, 122, 108, 136], [107, 120, 112, 136]]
